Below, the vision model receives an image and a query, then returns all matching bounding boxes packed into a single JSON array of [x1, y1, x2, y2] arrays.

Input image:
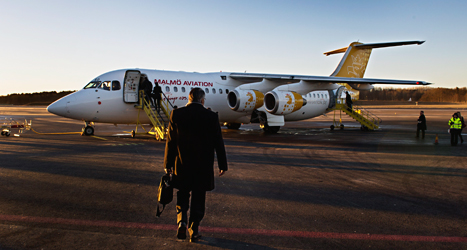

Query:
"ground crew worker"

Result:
[[449, 113, 462, 146], [457, 111, 465, 144]]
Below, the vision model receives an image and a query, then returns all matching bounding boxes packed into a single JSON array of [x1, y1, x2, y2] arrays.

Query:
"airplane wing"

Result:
[[229, 73, 432, 86]]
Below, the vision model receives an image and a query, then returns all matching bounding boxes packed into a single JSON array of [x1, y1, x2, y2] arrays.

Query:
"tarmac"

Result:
[[0, 106, 466, 250]]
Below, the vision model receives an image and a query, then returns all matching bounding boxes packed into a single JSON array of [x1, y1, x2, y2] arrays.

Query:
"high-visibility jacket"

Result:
[[449, 117, 462, 129]]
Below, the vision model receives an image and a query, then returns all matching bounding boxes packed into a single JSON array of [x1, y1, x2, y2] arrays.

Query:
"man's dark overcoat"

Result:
[[417, 114, 427, 130], [163, 103, 227, 191]]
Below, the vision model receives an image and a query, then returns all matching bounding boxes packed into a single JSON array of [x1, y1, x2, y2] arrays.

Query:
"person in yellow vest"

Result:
[[457, 111, 465, 144], [449, 112, 462, 146]]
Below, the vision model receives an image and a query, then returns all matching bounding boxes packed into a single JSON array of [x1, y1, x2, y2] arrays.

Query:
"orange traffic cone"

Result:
[[434, 134, 439, 145]]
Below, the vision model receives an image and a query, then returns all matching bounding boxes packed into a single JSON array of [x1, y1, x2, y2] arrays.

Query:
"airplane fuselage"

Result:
[[48, 69, 331, 126]]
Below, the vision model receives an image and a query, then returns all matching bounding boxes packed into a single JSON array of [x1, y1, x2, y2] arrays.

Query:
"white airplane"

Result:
[[47, 40, 431, 135]]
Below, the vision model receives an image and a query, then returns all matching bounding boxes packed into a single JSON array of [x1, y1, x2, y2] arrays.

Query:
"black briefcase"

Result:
[[156, 173, 173, 217]]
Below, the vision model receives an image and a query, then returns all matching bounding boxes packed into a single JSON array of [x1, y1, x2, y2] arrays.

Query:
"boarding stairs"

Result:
[[133, 91, 173, 140], [330, 103, 382, 131]]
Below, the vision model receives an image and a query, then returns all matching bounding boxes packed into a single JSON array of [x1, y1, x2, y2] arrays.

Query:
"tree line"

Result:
[[359, 87, 467, 102], [0, 91, 75, 105], [0, 87, 466, 105]]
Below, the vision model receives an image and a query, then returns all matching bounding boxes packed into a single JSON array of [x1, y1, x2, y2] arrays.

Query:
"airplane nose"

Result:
[[47, 98, 68, 116]]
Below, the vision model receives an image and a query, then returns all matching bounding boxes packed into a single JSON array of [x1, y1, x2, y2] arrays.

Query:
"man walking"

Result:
[[416, 111, 427, 138], [163, 88, 228, 242], [449, 112, 462, 146]]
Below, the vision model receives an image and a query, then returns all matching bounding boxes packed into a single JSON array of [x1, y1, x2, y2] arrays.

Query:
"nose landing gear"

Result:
[[81, 122, 94, 136]]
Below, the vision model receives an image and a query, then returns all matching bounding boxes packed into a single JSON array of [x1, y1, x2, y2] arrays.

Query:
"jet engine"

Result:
[[227, 89, 264, 112], [264, 91, 307, 115]]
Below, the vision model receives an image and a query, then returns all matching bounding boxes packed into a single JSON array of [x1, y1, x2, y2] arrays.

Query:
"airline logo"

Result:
[[347, 49, 371, 78]]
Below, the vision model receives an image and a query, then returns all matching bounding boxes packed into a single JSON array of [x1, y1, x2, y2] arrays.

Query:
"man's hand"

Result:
[[219, 170, 226, 176], [165, 168, 173, 174]]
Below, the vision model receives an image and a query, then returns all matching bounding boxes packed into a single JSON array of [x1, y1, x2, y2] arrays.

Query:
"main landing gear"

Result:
[[226, 123, 241, 130], [260, 124, 280, 134], [81, 122, 94, 136], [330, 124, 344, 131]]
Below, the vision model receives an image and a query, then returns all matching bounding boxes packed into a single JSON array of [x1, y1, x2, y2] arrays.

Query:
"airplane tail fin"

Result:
[[325, 41, 425, 78]]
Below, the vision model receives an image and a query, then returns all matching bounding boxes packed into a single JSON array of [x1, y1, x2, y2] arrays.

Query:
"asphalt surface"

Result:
[[0, 106, 466, 250]]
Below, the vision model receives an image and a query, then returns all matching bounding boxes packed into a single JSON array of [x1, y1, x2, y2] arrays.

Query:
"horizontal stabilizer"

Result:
[[354, 40, 425, 49], [324, 40, 425, 56]]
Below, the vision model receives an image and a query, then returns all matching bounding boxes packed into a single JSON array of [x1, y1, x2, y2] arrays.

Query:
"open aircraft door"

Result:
[[123, 70, 141, 103]]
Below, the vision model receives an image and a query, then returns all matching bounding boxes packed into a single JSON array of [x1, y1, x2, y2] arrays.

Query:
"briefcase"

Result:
[[156, 173, 173, 217]]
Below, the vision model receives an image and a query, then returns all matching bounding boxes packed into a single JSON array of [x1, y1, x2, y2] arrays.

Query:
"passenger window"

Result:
[[112, 81, 121, 91], [166, 86, 170, 92], [181, 87, 186, 93], [226, 89, 229, 94], [174, 87, 178, 92], [219, 89, 223, 94], [313, 94, 316, 98], [98, 81, 111, 91], [212, 88, 216, 94], [205, 88, 209, 94]]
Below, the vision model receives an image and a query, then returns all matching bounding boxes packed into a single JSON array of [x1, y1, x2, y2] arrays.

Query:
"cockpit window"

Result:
[[98, 81, 111, 91], [84, 80, 101, 89], [112, 81, 121, 91]]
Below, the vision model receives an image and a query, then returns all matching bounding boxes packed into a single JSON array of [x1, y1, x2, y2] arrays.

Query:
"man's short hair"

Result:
[[189, 88, 205, 103]]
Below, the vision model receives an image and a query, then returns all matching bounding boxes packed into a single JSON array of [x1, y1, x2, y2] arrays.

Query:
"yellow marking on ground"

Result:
[[91, 135, 108, 141]]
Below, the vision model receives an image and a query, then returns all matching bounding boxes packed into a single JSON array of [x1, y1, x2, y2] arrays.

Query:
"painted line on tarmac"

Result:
[[0, 214, 466, 243], [91, 135, 108, 140]]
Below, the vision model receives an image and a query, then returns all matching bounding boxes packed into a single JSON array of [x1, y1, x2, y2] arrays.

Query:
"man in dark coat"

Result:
[[163, 88, 228, 242], [139, 75, 153, 106], [151, 82, 162, 112], [345, 91, 353, 111], [416, 110, 427, 138]]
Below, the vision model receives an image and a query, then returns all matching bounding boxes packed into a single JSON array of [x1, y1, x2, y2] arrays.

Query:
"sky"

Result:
[[1, 0, 466, 96]]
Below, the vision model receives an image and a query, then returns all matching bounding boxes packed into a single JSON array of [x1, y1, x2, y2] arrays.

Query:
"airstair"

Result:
[[133, 91, 173, 140], [329, 103, 382, 131]]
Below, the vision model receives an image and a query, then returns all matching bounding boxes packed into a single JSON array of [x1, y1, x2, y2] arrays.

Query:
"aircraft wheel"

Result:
[[1, 131, 4, 136], [83, 126, 94, 136], [226, 123, 241, 130], [262, 125, 280, 134], [5, 132, 10, 137], [340, 124, 344, 130], [131, 130, 136, 138], [330, 125, 335, 131]]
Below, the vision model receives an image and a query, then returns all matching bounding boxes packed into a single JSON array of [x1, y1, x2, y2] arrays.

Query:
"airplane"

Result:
[[47, 40, 431, 136]]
